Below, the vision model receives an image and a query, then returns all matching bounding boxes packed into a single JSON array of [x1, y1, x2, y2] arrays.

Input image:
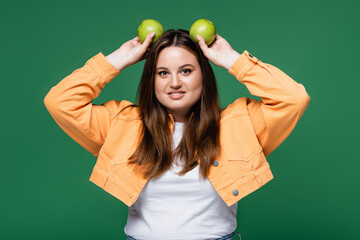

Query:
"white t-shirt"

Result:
[[124, 122, 238, 240]]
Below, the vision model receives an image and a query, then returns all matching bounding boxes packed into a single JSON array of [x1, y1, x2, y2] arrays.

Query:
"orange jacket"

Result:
[[44, 50, 310, 207]]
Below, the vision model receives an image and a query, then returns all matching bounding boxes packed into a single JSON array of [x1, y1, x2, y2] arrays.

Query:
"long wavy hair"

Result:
[[118, 29, 221, 180]]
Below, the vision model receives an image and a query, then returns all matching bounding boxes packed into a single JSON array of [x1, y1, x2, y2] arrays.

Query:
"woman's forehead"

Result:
[[156, 47, 198, 67]]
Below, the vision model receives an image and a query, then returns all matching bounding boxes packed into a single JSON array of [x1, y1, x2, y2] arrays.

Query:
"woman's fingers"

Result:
[[215, 33, 224, 40], [142, 32, 155, 50], [138, 32, 155, 60], [196, 34, 209, 56], [130, 36, 140, 45]]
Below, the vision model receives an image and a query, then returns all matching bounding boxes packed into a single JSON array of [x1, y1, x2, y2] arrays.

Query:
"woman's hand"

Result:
[[105, 32, 155, 71], [196, 34, 241, 71]]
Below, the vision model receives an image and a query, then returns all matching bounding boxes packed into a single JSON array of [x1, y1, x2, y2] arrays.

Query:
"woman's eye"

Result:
[[158, 69, 191, 76], [182, 69, 192, 74]]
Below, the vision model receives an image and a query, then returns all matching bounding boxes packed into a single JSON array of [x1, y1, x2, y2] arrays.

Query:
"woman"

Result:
[[44, 29, 310, 240]]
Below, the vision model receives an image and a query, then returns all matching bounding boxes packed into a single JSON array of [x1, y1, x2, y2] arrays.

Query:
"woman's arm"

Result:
[[44, 53, 122, 157], [197, 34, 310, 157], [44, 33, 155, 157], [227, 51, 310, 157]]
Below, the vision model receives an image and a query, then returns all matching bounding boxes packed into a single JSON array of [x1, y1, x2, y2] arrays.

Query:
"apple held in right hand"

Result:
[[105, 32, 155, 71], [137, 19, 165, 45]]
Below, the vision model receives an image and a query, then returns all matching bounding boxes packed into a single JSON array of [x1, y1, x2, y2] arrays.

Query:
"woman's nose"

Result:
[[169, 74, 182, 88]]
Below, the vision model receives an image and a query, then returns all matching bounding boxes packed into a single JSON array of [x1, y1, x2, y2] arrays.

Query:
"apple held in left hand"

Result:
[[196, 33, 241, 71], [137, 19, 165, 45]]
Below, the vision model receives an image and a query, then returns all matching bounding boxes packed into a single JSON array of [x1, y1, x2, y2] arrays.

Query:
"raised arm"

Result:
[[227, 51, 310, 157], [43, 32, 155, 157], [197, 34, 310, 157]]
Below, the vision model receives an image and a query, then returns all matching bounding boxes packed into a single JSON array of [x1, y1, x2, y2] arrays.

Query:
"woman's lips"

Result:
[[168, 92, 185, 100]]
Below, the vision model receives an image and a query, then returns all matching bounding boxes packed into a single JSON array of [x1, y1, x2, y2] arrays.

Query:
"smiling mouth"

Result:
[[168, 92, 185, 99]]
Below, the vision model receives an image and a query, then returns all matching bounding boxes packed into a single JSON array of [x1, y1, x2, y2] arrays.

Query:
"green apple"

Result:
[[137, 19, 165, 45], [189, 19, 216, 46]]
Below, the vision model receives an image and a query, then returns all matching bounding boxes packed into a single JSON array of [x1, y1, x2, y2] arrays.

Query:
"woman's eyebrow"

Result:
[[156, 64, 194, 71]]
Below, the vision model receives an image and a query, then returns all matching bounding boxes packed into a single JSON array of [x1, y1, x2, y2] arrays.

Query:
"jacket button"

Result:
[[233, 190, 239, 196], [213, 160, 219, 167]]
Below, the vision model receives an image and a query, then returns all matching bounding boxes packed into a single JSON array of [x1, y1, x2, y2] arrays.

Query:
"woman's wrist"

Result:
[[224, 50, 241, 71], [105, 54, 126, 71]]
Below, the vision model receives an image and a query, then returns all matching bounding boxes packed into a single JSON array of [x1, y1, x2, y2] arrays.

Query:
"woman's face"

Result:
[[154, 46, 203, 122]]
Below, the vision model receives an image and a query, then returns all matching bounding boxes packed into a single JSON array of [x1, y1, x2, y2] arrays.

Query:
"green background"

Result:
[[1, 0, 359, 239]]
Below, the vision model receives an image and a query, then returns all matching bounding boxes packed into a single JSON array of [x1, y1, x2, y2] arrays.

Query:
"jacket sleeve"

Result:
[[43, 52, 123, 157], [228, 50, 311, 157]]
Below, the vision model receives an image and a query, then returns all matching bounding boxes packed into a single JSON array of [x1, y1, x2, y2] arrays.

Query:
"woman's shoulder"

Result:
[[220, 97, 258, 120], [102, 99, 141, 120]]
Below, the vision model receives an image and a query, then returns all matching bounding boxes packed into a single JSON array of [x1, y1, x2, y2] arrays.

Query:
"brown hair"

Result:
[[118, 29, 220, 180]]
